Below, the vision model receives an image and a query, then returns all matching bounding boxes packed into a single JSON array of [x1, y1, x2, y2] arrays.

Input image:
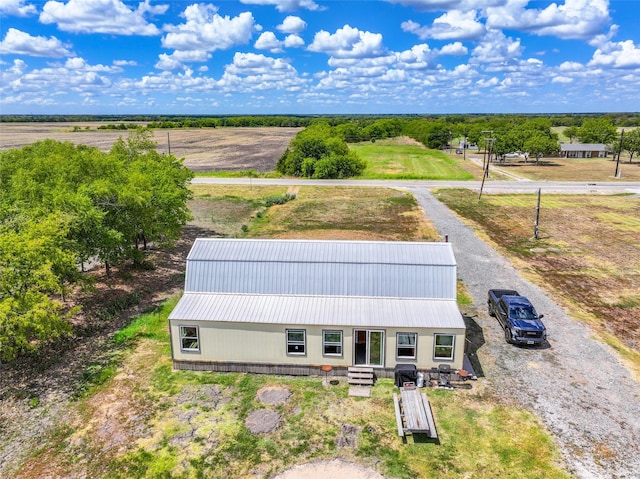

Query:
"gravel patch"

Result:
[[412, 188, 640, 479]]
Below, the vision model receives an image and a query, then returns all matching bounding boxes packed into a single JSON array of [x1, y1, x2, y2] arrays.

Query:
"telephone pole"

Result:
[[614, 130, 624, 178]]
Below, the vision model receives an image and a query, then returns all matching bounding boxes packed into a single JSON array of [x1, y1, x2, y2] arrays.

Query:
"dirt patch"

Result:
[[257, 386, 291, 405], [245, 409, 281, 434], [272, 459, 385, 479]]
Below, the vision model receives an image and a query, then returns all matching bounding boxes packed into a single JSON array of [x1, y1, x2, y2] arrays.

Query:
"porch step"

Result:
[[348, 367, 374, 386]]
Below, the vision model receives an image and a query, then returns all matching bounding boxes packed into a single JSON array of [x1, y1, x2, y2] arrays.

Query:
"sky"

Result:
[[1, 0, 639, 115]]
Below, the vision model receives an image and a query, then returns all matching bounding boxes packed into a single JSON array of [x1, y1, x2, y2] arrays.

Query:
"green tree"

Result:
[[622, 128, 640, 163], [563, 126, 580, 143], [578, 118, 617, 144]]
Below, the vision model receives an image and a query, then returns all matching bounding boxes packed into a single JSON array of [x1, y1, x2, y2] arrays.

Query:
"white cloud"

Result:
[[284, 34, 305, 48], [438, 41, 468, 56], [162, 5, 256, 53], [239, 0, 321, 12], [396, 44, 436, 69], [40, 0, 167, 36], [589, 40, 640, 68], [219, 52, 306, 92], [471, 29, 522, 64], [308, 25, 386, 59], [0, 28, 72, 57], [255, 31, 284, 53], [0, 0, 37, 16], [552, 75, 573, 83], [113, 60, 137, 66], [387, 0, 503, 11], [155, 53, 183, 71], [402, 10, 484, 41], [476, 76, 499, 87], [485, 0, 611, 40], [277, 15, 307, 34]]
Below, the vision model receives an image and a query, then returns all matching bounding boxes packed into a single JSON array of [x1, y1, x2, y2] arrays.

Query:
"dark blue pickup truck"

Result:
[[487, 289, 547, 346]]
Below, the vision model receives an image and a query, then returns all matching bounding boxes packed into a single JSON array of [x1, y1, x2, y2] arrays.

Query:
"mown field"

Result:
[[5, 185, 569, 479], [350, 138, 477, 180], [434, 189, 640, 375]]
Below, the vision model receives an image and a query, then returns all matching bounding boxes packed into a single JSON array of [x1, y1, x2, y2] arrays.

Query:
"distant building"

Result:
[[169, 238, 466, 378], [560, 143, 610, 158]]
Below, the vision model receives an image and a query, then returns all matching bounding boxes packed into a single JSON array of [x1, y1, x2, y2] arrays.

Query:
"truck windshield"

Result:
[[509, 306, 538, 320]]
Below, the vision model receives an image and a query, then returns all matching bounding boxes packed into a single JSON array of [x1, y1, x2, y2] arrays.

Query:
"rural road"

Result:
[[195, 177, 640, 479], [192, 177, 640, 195]]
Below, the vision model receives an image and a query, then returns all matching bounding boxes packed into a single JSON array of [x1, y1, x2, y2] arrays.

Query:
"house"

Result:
[[560, 143, 610, 158], [168, 238, 466, 378]]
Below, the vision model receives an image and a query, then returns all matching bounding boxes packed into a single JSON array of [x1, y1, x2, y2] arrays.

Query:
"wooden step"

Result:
[[348, 366, 374, 386]]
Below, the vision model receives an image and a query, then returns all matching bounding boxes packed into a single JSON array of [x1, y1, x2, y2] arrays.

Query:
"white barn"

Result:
[[169, 238, 467, 378]]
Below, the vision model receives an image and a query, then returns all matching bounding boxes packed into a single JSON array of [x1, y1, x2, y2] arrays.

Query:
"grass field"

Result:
[[434, 189, 640, 375], [350, 138, 477, 180], [10, 185, 570, 479]]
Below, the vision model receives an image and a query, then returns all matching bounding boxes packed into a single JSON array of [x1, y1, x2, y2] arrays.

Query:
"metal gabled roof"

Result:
[[187, 238, 456, 266], [169, 292, 466, 330], [183, 238, 457, 299]]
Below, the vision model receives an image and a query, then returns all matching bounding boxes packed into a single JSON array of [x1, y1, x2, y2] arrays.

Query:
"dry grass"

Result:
[[435, 189, 640, 374], [489, 157, 640, 182]]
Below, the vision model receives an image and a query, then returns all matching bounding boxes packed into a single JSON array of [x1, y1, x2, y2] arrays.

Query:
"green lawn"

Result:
[[350, 139, 475, 180]]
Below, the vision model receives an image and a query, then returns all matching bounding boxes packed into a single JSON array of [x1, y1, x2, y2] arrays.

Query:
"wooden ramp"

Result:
[[393, 386, 438, 439]]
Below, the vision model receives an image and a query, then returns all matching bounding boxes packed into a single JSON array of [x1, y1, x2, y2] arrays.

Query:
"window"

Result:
[[180, 326, 200, 352], [396, 332, 417, 359], [434, 334, 455, 360], [286, 329, 306, 355], [323, 330, 343, 356]]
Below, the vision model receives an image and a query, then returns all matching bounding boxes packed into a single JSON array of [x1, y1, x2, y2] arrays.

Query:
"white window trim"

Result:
[[322, 329, 343, 357], [433, 333, 455, 361], [286, 329, 306, 356], [396, 332, 417, 360], [179, 325, 200, 352]]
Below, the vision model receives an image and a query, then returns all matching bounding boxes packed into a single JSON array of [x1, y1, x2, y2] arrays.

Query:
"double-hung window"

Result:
[[286, 329, 306, 355], [434, 333, 455, 360], [323, 330, 343, 356], [180, 326, 200, 352], [396, 332, 417, 359]]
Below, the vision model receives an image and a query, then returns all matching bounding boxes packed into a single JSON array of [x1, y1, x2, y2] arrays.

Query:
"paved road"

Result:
[[193, 176, 640, 478], [192, 177, 640, 195]]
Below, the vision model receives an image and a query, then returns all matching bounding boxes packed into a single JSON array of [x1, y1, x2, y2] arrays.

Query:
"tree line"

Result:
[[0, 129, 193, 361]]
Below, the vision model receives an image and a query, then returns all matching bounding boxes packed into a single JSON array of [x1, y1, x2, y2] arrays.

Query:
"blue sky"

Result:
[[1, 0, 639, 115]]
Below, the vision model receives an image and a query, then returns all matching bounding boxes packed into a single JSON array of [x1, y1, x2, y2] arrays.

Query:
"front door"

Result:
[[354, 330, 384, 367]]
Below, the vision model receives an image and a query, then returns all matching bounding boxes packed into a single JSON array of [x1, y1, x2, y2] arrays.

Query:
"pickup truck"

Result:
[[487, 289, 547, 346]]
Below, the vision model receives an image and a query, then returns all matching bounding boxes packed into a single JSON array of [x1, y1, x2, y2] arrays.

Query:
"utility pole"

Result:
[[614, 129, 624, 178], [534, 188, 541, 239], [167, 131, 172, 155]]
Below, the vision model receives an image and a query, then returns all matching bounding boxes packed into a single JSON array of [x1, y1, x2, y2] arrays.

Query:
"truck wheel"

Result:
[[504, 328, 513, 344], [488, 303, 496, 317]]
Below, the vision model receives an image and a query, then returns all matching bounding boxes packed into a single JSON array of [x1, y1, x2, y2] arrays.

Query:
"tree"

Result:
[[623, 128, 640, 163], [563, 126, 579, 143], [276, 123, 365, 178], [578, 118, 617, 144], [0, 130, 193, 360]]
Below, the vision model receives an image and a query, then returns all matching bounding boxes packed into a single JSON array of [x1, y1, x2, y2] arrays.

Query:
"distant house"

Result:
[[169, 238, 466, 378], [560, 143, 610, 158]]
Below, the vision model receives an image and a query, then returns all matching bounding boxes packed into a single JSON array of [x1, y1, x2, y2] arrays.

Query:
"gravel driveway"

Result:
[[411, 189, 640, 479]]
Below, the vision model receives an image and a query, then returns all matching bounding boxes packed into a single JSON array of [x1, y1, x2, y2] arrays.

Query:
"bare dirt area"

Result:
[[0, 122, 301, 172]]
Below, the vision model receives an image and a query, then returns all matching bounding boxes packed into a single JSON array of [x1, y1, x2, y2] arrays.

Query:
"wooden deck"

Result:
[[393, 386, 438, 439]]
